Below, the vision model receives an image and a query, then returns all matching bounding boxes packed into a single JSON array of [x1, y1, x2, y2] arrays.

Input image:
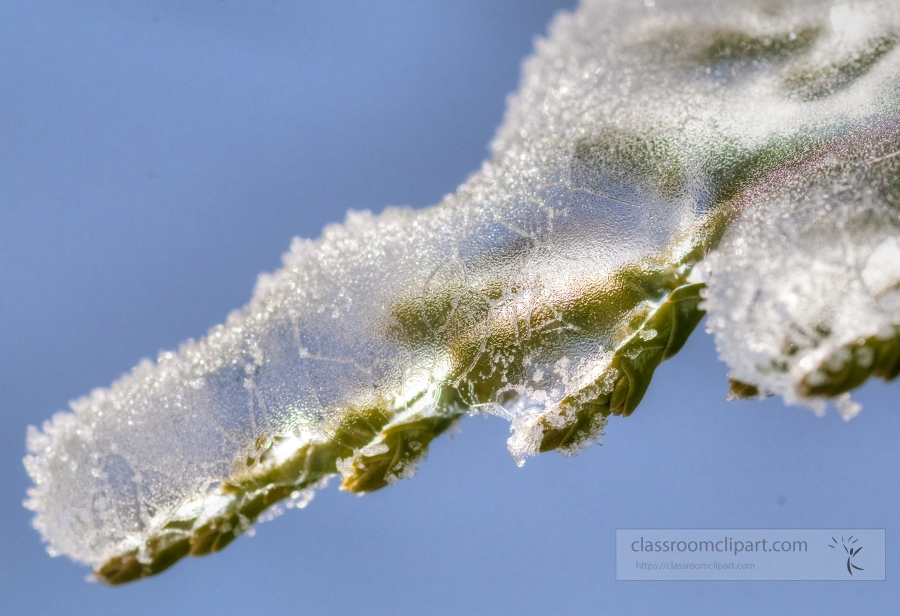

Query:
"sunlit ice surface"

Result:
[[24, 0, 900, 583]]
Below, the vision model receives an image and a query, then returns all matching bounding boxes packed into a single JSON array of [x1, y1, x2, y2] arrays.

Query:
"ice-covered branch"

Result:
[[25, 0, 900, 583]]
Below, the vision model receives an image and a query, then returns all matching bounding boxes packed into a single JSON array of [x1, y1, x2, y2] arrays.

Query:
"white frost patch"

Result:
[[704, 125, 900, 410]]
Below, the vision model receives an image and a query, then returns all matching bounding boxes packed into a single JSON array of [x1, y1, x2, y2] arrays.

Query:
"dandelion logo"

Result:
[[829, 536, 864, 575]]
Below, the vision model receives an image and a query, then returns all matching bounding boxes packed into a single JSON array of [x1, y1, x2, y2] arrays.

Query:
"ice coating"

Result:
[[704, 121, 900, 416], [24, 0, 900, 583]]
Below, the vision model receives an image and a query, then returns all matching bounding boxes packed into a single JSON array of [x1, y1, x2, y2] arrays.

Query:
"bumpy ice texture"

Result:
[[25, 0, 900, 584]]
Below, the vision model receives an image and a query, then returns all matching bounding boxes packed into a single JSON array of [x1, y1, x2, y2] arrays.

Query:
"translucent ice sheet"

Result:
[[25, 0, 900, 583]]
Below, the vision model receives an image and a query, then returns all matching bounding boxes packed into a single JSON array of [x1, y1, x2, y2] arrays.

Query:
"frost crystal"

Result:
[[25, 0, 900, 583]]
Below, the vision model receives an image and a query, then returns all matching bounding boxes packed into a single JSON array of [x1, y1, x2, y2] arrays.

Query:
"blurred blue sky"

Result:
[[2, 1, 899, 614]]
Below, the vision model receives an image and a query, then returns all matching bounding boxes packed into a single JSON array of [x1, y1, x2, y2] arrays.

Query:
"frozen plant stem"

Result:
[[25, 0, 900, 583]]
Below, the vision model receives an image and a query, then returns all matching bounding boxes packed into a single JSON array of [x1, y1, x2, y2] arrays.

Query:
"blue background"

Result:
[[2, 1, 898, 614]]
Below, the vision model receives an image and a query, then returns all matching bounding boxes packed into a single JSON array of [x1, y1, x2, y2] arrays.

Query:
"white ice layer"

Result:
[[25, 0, 900, 569]]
